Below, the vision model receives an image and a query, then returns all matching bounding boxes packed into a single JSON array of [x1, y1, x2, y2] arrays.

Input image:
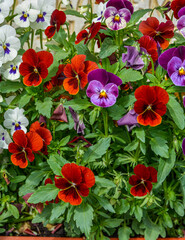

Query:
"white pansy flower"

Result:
[[14, 0, 39, 28], [30, 0, 55, 30], [0, 125, 12, 149], [93, 2, 106, 22], [0, 0, 14, 24], [2, 55, 22, 80], [3, 107, 29, 136], [0, 25, 21, 64]]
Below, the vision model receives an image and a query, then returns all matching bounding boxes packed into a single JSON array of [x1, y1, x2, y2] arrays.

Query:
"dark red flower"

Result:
[[129, 164, 157, 197], [75, 22, 101, 44], [45, 9, 66, 38], [134, 85, 169, 127], [8, 130, 43, 168], [63, 55, 98, 95], [67, 136, 92, 148], [51, 64, 66, 87], [44, 80, 53, 92], [30, 121, 52, 155], [139, 17, 174, 49], [171, 0, 185, 19], [19, 49, 53, 87], [45, 178, 60, 205], [55, 163, 95, 205], [138, 35, 158, 63]]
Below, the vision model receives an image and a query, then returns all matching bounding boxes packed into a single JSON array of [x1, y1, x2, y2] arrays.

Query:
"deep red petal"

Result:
[[84, 61, 98, 74], [71, 55, 86, 73], [137, 110, 162, 127], [12, 130, 27, 148], [55, 177, 71, 189], [36, 128, 52, 145], [89, 22, 101, 39], [78, 72, 88, 89], [129, 175, 141, 186], [37, 51, 53, 68], [45, 178, 53, 185], [23, 72, 42, 87], [63, 77, 79, 95], [25, 148, 35, 162], [138, 36, 158, 62], [8, 142, 22, 154], [11, 153, 28, 168], [22, 49, 38, 66], [153, 86, 169, 105], [171, 0, 185, 19], [152, 102, 167, 116], [139, 17, 159, 36], [30, 121, 40, 131], [147, 167, 158, 183], [26, 131, 43, 152], [19, 62, 34, 76], [62, 163, 82, 184], [45, 25, 56, 38], [133, 164, 150, 180], [37, 62, 48, 79], [79, 166, 95, 188], [76, 183, 89, 197], [75, 30, 88, 44], [130, 183, 150, 197], [58, 188, 82, 205], [134, 85, 156, 104], [64, 64, 76, 78], [134, 99, 148, 114]]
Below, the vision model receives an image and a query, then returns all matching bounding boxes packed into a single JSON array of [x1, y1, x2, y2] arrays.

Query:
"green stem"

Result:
[[31, 29, 34, 49], [40, 30, 43, 49], [12, 216, 33, 223], [57, 0, 62, 9], [10, 0, 16, 25], [90, 0, 93, 23], [103, 109, 108, 137], [38, 151, 48, 160], [149, 55, 155, 75], [65, 23, 70, 40]]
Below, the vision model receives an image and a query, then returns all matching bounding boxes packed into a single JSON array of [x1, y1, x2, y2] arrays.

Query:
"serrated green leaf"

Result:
[[28, 184, 59, 204], [99, 38, 118, 59], [134, 128, 145, 143], [74, 203, 94, 237], [83, 137, 111, 163], [47, 154, 68, 175], [95, 176, 116, 188], [174, 202, 184, 217], [35, 97, 52, 118], [128, 9, 151, 26], [134, 205, 143, 222], [124, 140, 139, 151], [11, 175, 26, 183], [19, 94, 32, 108], [145, 73, 158, 84], [63, 98, 92, 111], [50, 202, 68, 221], [118, 68, 143, 83], [0, 81, 22, 93], [118, 226, 132, 240], [93, 194, 115, 213], [116, 199, 130, 214], [103, 218, 123, 228], [7, 204, 19, 219], [150, 137, 169, 158]]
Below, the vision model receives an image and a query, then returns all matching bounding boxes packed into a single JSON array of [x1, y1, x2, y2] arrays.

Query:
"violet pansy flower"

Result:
[[117, 109, 139, 131], [104, 6, 131, 30], [177, 7, 185, 37], [159, 46, 185, 86], [106, 0, 134, 14], [122, 46, 145, 70], [87, 69, 122, 108]]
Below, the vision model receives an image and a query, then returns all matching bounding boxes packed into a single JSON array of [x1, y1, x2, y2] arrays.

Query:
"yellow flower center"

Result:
[[99, 90, 108, 98], [114, 14, 120, 22], [147, 105, 152, 110], [12, 66, 16, 70], [15, 123, 20, 127], [23, 13, 28, 18], [34, 68, 38, 73], [38, 14, 43, 18], [179, 67, 185, 75], [3, 45, 7, 50]]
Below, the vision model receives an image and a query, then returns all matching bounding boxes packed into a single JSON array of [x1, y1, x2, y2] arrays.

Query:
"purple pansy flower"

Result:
[[122, 46, 145, 70], [117, 109, 139, 131], [87, 69, 122, 108], [69, 107, 85, 134], [159, 46, 185, 86], [104, 6, 131, 30], [177, 7, 185, 37], [106, 0, 134, 14], [182, 138, 185, 155]]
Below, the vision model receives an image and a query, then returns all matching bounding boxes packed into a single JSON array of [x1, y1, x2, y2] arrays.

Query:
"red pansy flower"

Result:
[[45, 9, 66, 38], [171, 0, 185, 19], [63, 55, 98, 95], [67, 136, 92, 148], [45, 178, 60, 205], [55, 163, 95, 205], [30, 121, 52, 155], [75, 22, 101, 44], [19, 49, 53, 87], [8, 130, 43, 168], [139, 17, 174, 49], [134, 85, 169, 127], [129, 164, 157, 197]]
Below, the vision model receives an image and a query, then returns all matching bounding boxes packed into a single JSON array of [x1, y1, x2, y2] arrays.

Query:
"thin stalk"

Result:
[[103, 109, 109, 166], [38, 151, 48, 160], [40, 30, 43, 49], [149, 55, 155, 75], [10, 0, 16, 25], [31, 29, 34, 48], [12, 216, 33, 223], [90, 0, 93, 23]]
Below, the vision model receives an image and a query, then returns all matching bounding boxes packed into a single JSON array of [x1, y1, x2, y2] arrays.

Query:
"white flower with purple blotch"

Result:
[[177, 7, 185, 37], [14, 0, 39, 28], [104, 6, 131, 30], [3, 107, 29, 136], [86, 69, 122, 108], [2, 55, 22, 80], [93, 2, 106, 23], [30, 0, 55, 30], [0, 25, 21, 64], [0, 125, 12, 149], [0, 0, 13, 24]]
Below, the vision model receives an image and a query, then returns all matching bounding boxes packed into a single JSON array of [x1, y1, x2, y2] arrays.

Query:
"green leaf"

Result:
[[145, 73, 158, 84], [180, 175, 185, 207], [116, 199, 130, 214], [102, 58, 119, 74], [155, 149, 176, 188], [134, 205, 143, 222], [28, 184, 59, 204], [7, 204, 19, 219], [75, 43, 98, 63], [93, 194, 115, 213], [103, 218, 123, 228], [50, 202, 68, 221], [11, 175, 26, 183], [63, 98, 92, 111], [99, 38, 118, 59], [35, 97, 52, 118], [118, 226, 132, 240], [167, 95, 185, 130], [83, 137, 111, 163], [118, 68, 143, 83], [150, 137, 169, 158], [107, 104, 126, 120], [134, 128, 145, 143], [47, 154, 68, 175], [95, 176, 116, 188], [124, 140, 139, 152], [174, 202, 184, 217], [64, 9, 86, 19], [0, 81, 22, 93], [163, 213, 173, 228], [32, 204, 52, 225], [19, 94, 32, 108], [143, 213, 160, 240], [74, 203, 94, 237], [128, 9, 152, 26]]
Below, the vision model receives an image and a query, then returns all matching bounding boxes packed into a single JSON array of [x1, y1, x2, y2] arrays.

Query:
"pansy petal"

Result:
[[107, 72, 122, 86], [79, 166, 95, 188], [147, 166, 157, 183], [104, 6, 117, 19], [88, 69, 109, 86], [63, 77, 79, 95], [26, 131, 43, 152], [135, 85, 156, 104], [130, 183, 149, 197], [11, 153, 28, 169], [12, 130, 27, 148], [55, 177, 71, 189], [182, 138, 185, 155], [86, 80, 104, 97], [133, 164, 150, 180], [45, 25, 56, 38], [45, 178, 53, 185], [129, 175, 141, 186], [84, 61, 98, 74], [76, 183, 89, 197], [22, 49, 38, 66], [170, 71, 185, 86], [71, 55, 86, 73], [23, 72, 42, 87], [62, 163, 82, 184], [25, 148, 35, 162], [58, 188, 82, 205], [37, 51, 53, 68], [19, 62, 34, 76], [158, 48, 176, 70], [153, 86, 169, 105], [119, 8, 131, 22], [104, 83, 119, 98], [167, 56, 182, 77], [91, 92, 117, 107]]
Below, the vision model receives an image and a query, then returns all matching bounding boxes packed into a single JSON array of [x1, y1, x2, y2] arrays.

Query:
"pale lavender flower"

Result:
[[69, 107, 85, 134], [117, 109, 139, 131]]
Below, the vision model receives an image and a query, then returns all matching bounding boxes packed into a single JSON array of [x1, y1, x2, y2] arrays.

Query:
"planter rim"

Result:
[[1, 237, 185, 240]]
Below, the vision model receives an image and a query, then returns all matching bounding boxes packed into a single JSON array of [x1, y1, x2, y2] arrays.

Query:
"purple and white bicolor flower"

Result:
[[2, 55, 22, 81], [106, 0, 134, 14], [0, 125, 12, 150], [104, 6, 131, 31], [14, 0, 39, 28], [3, 107, 29, 136], [86, 69, 122, 108], [117, 109, 139, 132], [0, 25, 20, 65], [177, 7, 185, 37], [159, 46, 185, 86], [30, 0, 55, 30]]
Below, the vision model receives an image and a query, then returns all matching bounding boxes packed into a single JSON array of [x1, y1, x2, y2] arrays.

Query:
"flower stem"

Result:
[[103, 109, 109, 165], [31, 29, 34, 48], [12, 216, 33, 223], [149, 55, 155, 75], [38, 151, 48, 160], [40, 30, 43, 49], [10, 0, 16, 25]]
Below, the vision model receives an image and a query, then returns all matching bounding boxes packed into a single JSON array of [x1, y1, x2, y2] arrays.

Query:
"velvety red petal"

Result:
[[56, 10, 66, 28], [134, 85, 156, 104], [71, 55, 86, 73], [62, 163, 82, 185], [25, 148, 35, 162], [26, 131, 43, 152], [37, 51, 53, 68], [137, 110, 162, 127], [134, 99, 148, 114], [13, 130, 27, 148], [8, 142, 22, 154], [89, 22, 101, 39], [79, 166, 95, 188], [30, 121, 40, 131], [144, 180, 153, 192], [58, 188, 82, 205], [22, 49, 38, 66], [147, 166, 158, 183], [129, 175, 141, 186], [23, 72, 42, 87], [153, 86, 169, 104], [130, 182, 150, 197], [171, 0, 185, 19], [64, 64, 76, 78], [84, 61, 99, 74], [78, 72, 88, 89], [133, 164, 150, 180], [36, 128, 52, 145], [19, 62, 34, 76], [11, 153, 28, 169], [45, 25, 56, 38], [139, 17, 159, 36], [55, 177, 71, 189], [153, 102, 167, 116], [37, 62, 48, 79], [45, 178, 53, 185], [76, 183, 89, 197], [75, 30, 88, 44], [138, 36, 158, 62], [156, 37, 169, 50], [63, 77, 79, 95]]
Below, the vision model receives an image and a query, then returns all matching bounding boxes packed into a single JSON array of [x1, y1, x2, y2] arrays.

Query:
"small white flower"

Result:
[[0, 125, 12, 149], [2, 55, 22, 80], [30, 0, 55, 30], [93, 2, 106, 22], [0, 0, 14, 24], [14, 0, 39, 28], [0, 25, 21, 64], [3, 107, 29, 136]]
